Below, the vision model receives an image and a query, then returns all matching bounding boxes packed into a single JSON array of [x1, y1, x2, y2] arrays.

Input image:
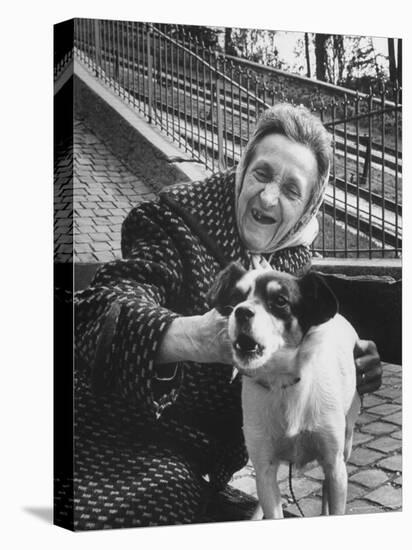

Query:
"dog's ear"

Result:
[[207, 262, 247, 316], [298, 271, 339, 331]]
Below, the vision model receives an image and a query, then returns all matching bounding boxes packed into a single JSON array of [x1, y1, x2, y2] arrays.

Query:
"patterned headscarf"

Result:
[[235, 104, 331, 257]]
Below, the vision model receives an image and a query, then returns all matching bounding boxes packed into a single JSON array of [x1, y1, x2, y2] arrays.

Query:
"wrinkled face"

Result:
[[237, 133, 318, 251], [227, 270, 305, 373]]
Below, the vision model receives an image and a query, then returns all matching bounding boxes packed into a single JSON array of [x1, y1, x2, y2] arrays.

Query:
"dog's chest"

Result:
[[272, 430, 320, 468], [267, 397, 324, 467], [243, 379, 327, 468]]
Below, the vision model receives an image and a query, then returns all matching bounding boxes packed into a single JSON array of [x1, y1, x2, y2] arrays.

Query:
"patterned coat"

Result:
[[69, 169, 312, 529]]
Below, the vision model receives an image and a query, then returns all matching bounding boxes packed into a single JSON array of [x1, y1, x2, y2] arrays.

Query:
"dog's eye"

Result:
[[272, 296, 288, 308], [230, 289, 245, 306], [218, 289, 245, 316]]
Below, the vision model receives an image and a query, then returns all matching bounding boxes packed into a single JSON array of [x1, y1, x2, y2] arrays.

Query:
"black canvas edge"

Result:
[[54, 18, 75, 532]]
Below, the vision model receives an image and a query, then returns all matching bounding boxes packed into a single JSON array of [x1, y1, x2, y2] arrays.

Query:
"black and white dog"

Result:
[[209, 262, 360, 518]]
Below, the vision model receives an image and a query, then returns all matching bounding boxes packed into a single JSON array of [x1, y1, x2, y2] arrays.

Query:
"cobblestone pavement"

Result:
[[54, 118, 156, 263], [230, 362, 402, 516], [56, 116, 402, 517], [74, 118, 157, 263]]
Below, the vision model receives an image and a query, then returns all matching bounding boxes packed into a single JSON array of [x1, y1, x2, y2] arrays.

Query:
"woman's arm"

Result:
[[75, 200, 205, 419]]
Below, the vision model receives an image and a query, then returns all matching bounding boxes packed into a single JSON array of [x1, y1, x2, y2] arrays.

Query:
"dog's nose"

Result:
[[235, 306, 255, 322]]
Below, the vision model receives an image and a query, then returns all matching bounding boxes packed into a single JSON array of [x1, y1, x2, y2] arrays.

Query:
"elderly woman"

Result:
[[67, 104, 381, 530]]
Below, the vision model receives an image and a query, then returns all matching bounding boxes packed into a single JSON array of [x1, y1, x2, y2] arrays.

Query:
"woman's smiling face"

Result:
[[237, 133, 318, 251]]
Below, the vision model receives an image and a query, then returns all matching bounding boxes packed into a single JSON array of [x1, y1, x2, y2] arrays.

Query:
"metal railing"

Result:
[[72, 19, 402, 259]]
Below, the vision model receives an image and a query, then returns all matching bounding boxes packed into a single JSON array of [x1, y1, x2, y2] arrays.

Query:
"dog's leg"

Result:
[[254, 460, 284, 519], [344, 392, 361, 462], [344, 426, 354, 464], [323, 456, 348, 515], [321, 479, 329, 515], [243, 380, 285, 519], [245, 427, 283, 519], [251, 503, 264, 520]]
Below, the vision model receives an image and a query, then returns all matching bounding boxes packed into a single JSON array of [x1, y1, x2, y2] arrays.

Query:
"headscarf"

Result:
[[235, 104, 331, 258]]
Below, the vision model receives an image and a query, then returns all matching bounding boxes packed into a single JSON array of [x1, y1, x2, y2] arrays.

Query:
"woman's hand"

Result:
[[156, 309, 233, 365], [195, 309, 234, 364], [354, 339, 382, 395]]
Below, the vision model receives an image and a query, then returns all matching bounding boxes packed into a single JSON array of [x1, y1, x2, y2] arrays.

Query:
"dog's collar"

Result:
[[256, 376, 301, 390]]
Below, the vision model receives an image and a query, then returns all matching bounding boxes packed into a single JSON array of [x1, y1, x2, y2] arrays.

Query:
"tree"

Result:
[[228, 28, 284, 69], [332, 35, 345, 85], [397, 38, 402, 87], [388, 38, 397, 85], [224, 27, 237, 56], [315, 33, 330, 82], [304, 33, 311, 78], [177, 24, 219, 48]]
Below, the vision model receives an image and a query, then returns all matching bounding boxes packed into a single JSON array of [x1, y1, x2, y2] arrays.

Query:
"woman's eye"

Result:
[[255, 169, 270, 182], [284, 182, 301, 199]]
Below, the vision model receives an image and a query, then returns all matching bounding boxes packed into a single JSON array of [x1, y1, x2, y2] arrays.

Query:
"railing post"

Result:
[[94, 20, 101, 78], [146, 25, 153, 123], [114, 21, 120, 82], [360, 135, 371, 185], [215, 60, 225, 171]]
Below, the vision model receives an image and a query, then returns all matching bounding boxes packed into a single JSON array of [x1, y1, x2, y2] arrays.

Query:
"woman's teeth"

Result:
[[251, 208, 276, 225]]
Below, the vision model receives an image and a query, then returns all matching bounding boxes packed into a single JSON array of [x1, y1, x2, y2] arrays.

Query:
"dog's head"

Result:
[[208, 262, 338, 373]]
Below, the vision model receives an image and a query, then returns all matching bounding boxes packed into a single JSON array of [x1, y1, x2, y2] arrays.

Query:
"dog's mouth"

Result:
[[233, 333, 264, 357]]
